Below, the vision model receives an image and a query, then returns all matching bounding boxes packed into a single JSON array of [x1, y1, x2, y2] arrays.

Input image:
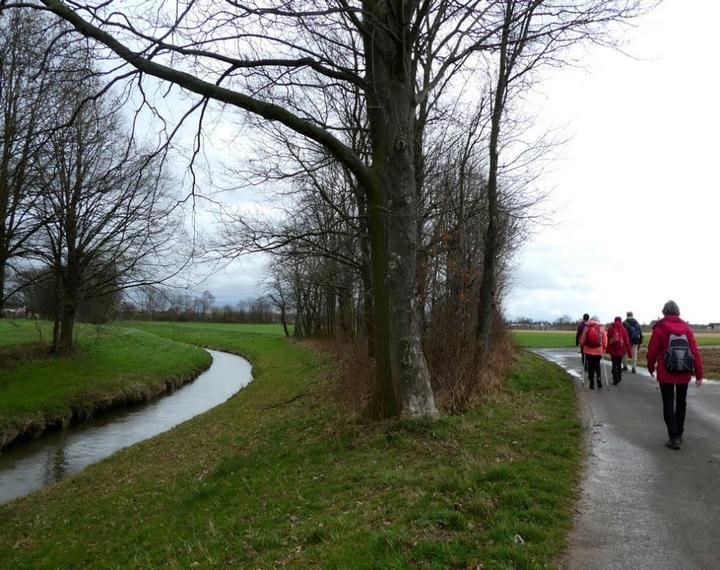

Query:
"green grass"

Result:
[[0, 319, 52, 347], [0, 323, 210, 445], [122, 320, 290, 337], [511, 330, 577, 348], [693, 334, 720, 346], [0, 322, 582, 569], [512, 329, 720, 348]]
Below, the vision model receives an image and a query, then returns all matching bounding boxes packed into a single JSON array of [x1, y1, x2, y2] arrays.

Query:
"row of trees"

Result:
[[0, 11, 182, 352], [1, 0, 650, 417], [121, 287, 278, 325]]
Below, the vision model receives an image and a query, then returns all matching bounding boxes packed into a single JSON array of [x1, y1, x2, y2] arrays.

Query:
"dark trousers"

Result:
[[586, 354, 602, 386], [611, 356, 623, 383], [659, 382, 688, 440]]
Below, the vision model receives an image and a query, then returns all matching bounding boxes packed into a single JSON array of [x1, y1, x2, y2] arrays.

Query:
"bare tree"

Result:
[[266, 263, 294, 338], [0, 10, 61, 312], [11, 0, 651, 417], [30, 88, 180, 352]]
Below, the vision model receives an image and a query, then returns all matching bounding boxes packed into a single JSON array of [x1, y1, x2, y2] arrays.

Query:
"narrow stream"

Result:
[[0, 349, 252, 504]]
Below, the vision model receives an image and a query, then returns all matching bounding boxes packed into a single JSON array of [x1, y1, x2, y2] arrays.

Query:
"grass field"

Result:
[[0, 319, 52, 347], [122, 320, 290, 337], [1, 322, 582, 569], [0, 321, 211, 448], [511, 329, 720, 348], [511, 330, 576, 348]]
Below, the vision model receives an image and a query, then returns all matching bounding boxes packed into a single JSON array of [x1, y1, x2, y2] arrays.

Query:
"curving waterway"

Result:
[[0, 349, 252, 504]]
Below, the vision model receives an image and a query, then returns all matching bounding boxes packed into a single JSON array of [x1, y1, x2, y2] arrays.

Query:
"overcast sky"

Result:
[[505, 0, 719, 325], [195, 1, 717, 325]]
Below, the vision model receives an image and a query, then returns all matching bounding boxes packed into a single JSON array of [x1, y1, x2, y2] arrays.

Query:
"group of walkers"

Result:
[[575, 311, 643, 389], [574, 301, 704, 451]]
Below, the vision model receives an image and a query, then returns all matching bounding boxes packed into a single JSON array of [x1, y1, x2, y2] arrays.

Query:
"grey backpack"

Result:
[[664, 333, 695, 373]]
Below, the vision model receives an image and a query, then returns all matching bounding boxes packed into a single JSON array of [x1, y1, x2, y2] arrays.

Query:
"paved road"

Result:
[[534, 348, 720, 570]]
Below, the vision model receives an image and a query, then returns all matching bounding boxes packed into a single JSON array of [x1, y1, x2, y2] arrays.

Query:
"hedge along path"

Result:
[[0, 324, 583, 569], [0, 325, 211, 448]]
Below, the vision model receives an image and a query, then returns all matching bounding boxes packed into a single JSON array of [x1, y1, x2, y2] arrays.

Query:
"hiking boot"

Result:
[[589, 384, 595, 390], [622, 365, 628, 371], [631, 368, 636, 374], [597, 382, 603, 389], [665, 439, 681, 450]]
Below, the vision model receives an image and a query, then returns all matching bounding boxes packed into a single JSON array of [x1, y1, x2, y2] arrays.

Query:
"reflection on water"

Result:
[[45, 446, 67, 486], [0, 349, 252, 503]]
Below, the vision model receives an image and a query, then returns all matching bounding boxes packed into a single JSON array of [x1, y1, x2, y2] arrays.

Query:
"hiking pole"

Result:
[[601, 354, 610, 391]]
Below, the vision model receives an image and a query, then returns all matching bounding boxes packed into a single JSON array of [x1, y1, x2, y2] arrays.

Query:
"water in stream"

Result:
[[0, 349, 252, 503]]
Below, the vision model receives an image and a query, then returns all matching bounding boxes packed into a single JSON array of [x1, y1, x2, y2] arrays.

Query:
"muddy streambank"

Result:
[[0, 360, 212, 451]]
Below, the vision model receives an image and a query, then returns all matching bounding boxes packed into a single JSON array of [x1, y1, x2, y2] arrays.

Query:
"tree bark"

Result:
[[355, 183, 376, 357], [364, 0, 437, 419], [0, 257, 6, 315], [475, 4, 511, 355], [58, 301, 76, 353], [280, 303, 290, 337]]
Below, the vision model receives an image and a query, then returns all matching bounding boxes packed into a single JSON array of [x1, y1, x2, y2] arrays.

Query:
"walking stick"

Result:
[[601, 353, 610, 391]]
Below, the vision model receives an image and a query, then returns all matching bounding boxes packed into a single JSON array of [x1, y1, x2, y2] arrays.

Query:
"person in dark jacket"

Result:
[[576, 313, 590, 367], [622, 311, 643, 373], [646, 300, 704, 450], [607, 316, 633, 384]]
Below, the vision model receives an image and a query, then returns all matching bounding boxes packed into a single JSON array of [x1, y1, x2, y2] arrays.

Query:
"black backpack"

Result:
[[664, 333, 695, 373]]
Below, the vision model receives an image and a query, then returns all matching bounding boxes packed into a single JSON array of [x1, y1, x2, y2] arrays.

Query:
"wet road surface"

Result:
[[535, 348, 720, 570]]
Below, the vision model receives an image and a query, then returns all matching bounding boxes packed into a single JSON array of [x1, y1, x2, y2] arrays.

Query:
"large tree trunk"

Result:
[[0, 256, 6, 315], [58, 303, 76, 353], [475, 6, 510, 354], [355, 185, 376, 357], [364, 0, 437, 419], [57, 271, 79, 353]]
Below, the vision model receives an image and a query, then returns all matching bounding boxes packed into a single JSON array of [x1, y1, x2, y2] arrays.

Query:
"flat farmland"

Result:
[[695, 332, 720, 346], [698, 347, 720, 378], [637, 345, 720, 379], [512, 329, 720, 348], [513, 329, 720, 378], [511, 330, 576, 347]]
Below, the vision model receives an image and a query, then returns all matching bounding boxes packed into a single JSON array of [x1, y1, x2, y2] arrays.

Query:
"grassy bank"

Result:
[[1, 323, 582, 568], [0, 323, 211, 448]]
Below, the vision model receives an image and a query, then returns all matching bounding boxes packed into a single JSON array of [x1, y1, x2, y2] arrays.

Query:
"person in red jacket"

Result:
[[606, 316, 633, 385], [579, 316, 607, 389], [646, 300, 704, 450]]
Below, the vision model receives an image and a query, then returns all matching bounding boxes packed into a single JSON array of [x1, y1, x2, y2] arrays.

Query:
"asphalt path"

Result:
[[533, 348, 720, 570]]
